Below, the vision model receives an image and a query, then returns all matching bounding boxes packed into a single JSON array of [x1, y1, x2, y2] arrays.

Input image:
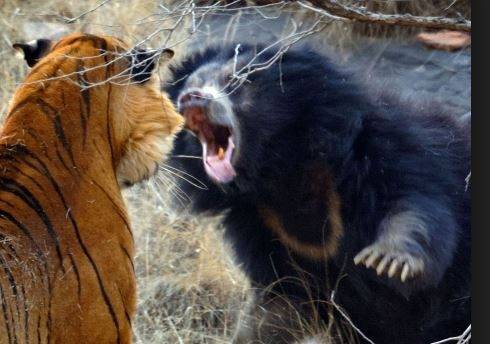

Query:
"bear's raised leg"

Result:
[[354, 197, 458, 292]]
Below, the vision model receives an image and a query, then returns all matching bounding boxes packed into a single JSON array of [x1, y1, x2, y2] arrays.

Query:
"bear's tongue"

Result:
[[202, 136, 236, 184], [182, 105, 236, 183]]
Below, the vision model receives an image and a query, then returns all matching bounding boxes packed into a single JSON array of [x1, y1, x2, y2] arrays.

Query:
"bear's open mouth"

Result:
[[180, 103, 236, 184]]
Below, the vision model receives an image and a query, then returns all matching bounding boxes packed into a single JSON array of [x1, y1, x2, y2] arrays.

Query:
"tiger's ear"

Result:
[[13, 39, 52, 67], [129, 48, 174, 83], [159, 48, 175, 62]]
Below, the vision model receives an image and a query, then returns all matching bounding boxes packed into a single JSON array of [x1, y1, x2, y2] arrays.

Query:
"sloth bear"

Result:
[[165, 43, 470, 344]]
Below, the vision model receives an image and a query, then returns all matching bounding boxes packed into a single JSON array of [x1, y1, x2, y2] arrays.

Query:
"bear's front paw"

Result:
[[353, 242, 425, 282]]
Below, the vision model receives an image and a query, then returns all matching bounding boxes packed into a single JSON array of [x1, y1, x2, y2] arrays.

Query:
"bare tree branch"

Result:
[[297, 0, 471, 32]]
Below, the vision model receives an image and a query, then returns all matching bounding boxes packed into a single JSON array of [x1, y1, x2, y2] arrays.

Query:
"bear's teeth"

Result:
[[218, 147, 225, 160]]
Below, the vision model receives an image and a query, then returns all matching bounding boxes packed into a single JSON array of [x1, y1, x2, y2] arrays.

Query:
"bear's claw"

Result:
[[354, 243, 425, 282]]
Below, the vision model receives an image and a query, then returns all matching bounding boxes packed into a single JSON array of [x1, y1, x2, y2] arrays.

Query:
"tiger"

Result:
[[0, 33, 183, 343]]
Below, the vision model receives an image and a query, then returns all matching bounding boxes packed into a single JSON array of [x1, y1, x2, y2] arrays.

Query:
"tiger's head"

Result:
[[11, 33, 183, 187]]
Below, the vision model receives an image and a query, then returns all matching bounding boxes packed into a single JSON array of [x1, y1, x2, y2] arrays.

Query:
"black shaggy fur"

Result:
[[166, 43, 470, 344]]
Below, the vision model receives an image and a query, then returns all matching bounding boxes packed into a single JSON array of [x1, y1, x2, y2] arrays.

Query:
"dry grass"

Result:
[[124, 184, 249, 343]]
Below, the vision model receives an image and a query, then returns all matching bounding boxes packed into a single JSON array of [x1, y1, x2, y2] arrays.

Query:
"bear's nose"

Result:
[[177, 89, 213, 112]]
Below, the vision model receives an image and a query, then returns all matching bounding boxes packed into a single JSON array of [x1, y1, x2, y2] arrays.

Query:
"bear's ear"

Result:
[[129, 48, 174, 83], [13, 39, 53, 67]]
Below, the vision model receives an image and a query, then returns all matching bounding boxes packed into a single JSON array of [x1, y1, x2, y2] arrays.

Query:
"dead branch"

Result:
[[297, 0, 471, 32]]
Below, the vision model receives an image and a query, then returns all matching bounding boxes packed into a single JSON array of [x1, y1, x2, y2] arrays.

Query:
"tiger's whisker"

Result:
[[170, 154, 203, 160], [158, 164, 208, 190]]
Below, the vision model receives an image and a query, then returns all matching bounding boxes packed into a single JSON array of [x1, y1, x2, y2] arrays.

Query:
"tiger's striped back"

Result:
[[0, 33, 182, 343]]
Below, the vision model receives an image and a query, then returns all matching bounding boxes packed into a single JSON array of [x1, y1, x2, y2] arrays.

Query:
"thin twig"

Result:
[[430, 325, 471, 344], [329, 291, 376, 344], [63, 0, 112, 24]]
